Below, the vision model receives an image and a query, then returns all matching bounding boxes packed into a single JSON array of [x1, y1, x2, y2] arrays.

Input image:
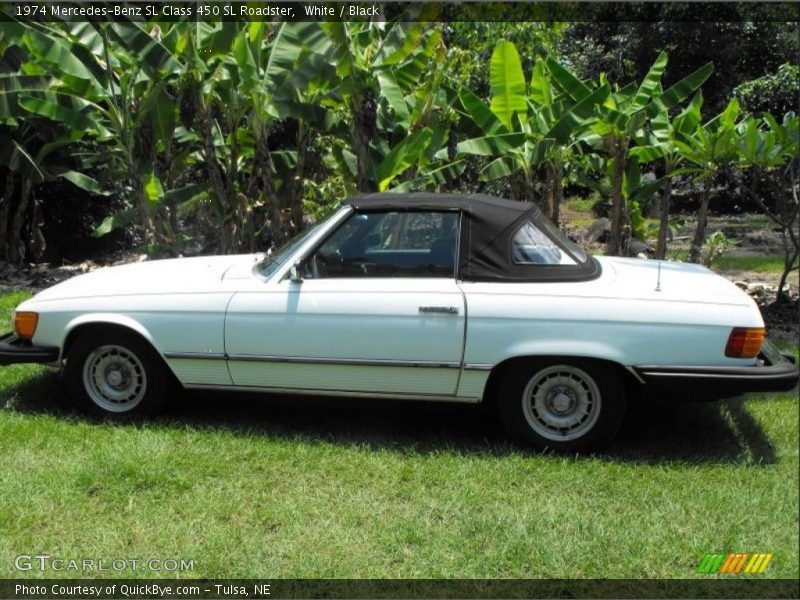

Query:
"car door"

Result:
[[224, 210, 466, 397]]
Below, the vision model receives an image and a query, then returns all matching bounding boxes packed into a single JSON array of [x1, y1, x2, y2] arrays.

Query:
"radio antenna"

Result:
[[655, 261, 662, 292]]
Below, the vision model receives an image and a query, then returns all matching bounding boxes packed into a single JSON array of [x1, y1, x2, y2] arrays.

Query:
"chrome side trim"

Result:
[[164, 352, 463, 369], [455, 280, 468, 392], [164, 352, 226, 361], [183, 383, 481, 404], [639, 371, 783, 381], [226, 354, 462, 369], [463, 363, 494, 371], [625, 365, 646, 384]]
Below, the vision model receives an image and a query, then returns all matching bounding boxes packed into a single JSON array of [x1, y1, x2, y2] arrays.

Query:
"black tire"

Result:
[[497, 359, 626, 452], [65, 329, 169, 418]]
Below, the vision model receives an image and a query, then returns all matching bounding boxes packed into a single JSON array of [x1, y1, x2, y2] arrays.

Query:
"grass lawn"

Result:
[[713, 254, 788, 273], [0, 290, 798, 579], [563, 197, 596, 215]]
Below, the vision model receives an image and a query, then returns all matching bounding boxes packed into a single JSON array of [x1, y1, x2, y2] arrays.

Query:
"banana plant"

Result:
[[318, 21, 444, 192], [0, 33, 106, 262], [2, 21, 182, 250], [673, 99, 741, 263], [170, 21, 331, 250], [629, 92, 704, 258], [567, 150, 663, 243], [0, 121, 107, 263], [447, 41, 608, 223], [552, 51, 712, 255], [268, 29, 346, 229]]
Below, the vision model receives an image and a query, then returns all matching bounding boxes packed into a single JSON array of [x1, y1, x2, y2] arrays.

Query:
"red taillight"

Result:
[[725, 327, 765, 358], [14, 311, 39, 341]]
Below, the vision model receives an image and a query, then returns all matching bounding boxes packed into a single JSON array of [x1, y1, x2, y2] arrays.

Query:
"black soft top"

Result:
[[344, 193, 601, 282]]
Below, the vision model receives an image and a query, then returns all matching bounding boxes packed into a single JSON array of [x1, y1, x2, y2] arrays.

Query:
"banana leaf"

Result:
[[51, 167, 107, 195], [489, 40, 527, 131], [546, 83, 610, 144], [630, 51, 667, 112], [376, 70, 410, 124], [480, 155, 519, 181], [458, 88, 507, 135], [657, 63, 713, 113], [93, 207, 137, 237], [546, 58, 591, 102], [376, 127, 433, 191], [455, 132, 525, 157]]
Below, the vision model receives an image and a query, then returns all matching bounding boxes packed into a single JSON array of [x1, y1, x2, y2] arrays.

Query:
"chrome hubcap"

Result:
[[107, 369, 124, 387], [522, 365, 601, 442], [82, 345, 147, 413], [549, 387, 575, 413]]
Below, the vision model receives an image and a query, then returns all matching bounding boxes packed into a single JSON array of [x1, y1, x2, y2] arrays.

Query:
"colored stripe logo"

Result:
[[697, 553, 773, 574]]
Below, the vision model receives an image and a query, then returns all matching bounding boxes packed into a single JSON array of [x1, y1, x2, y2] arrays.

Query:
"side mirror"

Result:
[[289, 263, 303, 283]]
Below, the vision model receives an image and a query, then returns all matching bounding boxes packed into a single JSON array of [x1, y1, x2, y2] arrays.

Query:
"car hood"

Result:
[[33, 254, 260, 301], [595, 256, 753, 306]]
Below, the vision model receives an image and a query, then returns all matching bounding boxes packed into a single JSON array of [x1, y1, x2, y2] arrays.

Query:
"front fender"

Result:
[[62, 314, 163, 358]]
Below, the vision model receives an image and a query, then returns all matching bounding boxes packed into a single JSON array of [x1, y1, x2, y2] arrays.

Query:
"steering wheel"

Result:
[[313, 250, 344, 277], [352, 258, 379, 276]]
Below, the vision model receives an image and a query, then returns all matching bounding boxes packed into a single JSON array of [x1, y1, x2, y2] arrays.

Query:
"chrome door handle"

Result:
[[419, 306, 459, 314]]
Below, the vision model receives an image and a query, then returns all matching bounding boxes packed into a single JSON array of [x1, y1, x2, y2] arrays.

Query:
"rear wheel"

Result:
[[498, 359, 626, 451], [65, 329, 168, 418]]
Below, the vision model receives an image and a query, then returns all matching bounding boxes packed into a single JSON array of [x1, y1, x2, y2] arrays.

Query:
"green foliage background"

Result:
[[0, 18, 797, 275]]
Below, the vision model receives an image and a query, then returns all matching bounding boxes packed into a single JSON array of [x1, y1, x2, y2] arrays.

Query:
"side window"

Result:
[[511, 221, 577, 265], [302, 211, 459, 278]]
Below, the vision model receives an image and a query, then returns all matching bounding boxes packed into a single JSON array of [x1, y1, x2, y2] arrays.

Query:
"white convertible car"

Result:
[[1, 194, 797, 450]]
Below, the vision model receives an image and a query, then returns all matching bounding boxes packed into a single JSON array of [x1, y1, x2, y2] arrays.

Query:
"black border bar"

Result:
[[2, 579, 800, 599], [2, 2, 800, 23]]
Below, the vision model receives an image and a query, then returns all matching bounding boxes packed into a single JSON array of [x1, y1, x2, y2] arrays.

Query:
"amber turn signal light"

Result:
[[14, 311, 39, 341], [725, 327, 765, 358]]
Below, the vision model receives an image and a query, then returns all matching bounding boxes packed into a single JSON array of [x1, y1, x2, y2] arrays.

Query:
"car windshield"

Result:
[[256, 208, 342, 279]]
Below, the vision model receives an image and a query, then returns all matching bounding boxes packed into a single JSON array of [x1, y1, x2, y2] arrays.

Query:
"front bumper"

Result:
[[635, 340, 799, 398], [0, 332, 60, 366]]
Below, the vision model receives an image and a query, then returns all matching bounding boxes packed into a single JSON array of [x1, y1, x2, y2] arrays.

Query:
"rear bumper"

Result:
[[0, 332, 60, 366], [635, 341, 799, 397]]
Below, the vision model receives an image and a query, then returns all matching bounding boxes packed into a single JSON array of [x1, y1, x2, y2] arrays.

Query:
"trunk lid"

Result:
[[594, 256, 753, 306]]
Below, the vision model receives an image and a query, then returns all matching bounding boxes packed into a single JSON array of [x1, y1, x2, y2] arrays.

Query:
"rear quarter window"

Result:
[[511, 221, 577, 266]]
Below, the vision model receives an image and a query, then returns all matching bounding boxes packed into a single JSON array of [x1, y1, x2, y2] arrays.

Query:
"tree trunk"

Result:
[[289, 125, 308, 235], [0, 171, 16, 261], [689, 177, 713, 263], [228, 125, 242, 251], [776, 252, 799, 305], [655, 173, 673, 260], [544, 163, 556, 221], [352, 91, 376, 193], [510, 171, 524, 202], [263, 142, 282, 249], [246, 132, 281, 250], [552, 162, 563, 226], [26, 197, 46, 261], [729, 167, 799, 304], [353, 118, 372, 192], [7, 178, 32, 264], [199, 108, 233, 253], [524, 166, 536, 204], [607, 138, 628, 256], [131, 167, 156, 249], [774, 163, 800, 304]]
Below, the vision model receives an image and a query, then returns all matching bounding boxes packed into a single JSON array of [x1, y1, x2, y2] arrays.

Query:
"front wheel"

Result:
[[65, 330, 168, 418], [498, 360, 626, 452]]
